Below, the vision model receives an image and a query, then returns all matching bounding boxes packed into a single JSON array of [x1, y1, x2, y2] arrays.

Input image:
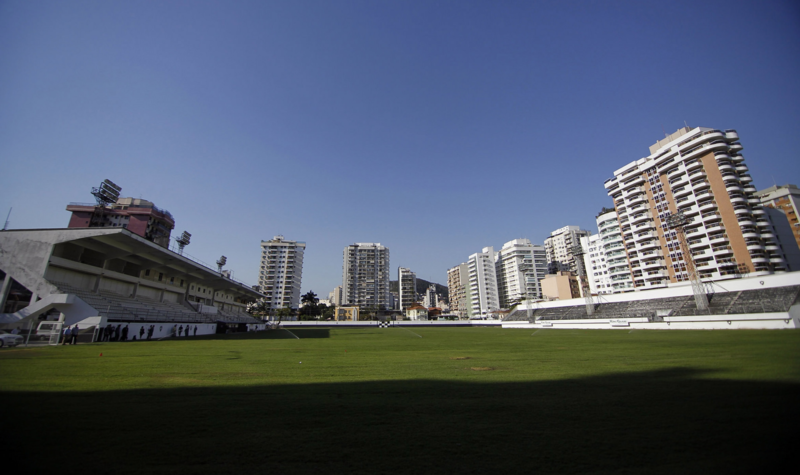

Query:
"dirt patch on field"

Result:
[[470, 367, 494, 371], [451, 357, 471, 360]]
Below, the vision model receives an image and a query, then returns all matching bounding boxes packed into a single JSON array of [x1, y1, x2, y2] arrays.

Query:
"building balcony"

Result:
[[628, 194, 647, 207], [672, 186, 691, 199], [709, 234, 728, 245], [641, 259, 665, 270], [698, 201, 717, 212]]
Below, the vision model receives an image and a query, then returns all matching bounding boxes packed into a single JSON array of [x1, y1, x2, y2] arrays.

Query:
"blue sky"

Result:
[[1, 0, 799, 296]]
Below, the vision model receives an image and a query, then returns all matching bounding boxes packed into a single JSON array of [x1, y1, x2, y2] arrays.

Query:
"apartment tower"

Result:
[[258, 235, 306, 309], [467, 247, 500, 317], [342, 243, 390, 309], [398, 267, 417, 310], [495, 238, 548, 307], [580, 209, 634, 295], [604, 127, 786, 290], [447, 263, 469, 318], [755, 184, 800, 271], [544, 226, 591, 274]]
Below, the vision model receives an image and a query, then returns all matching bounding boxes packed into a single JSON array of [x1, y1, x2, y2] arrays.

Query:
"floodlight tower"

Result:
[[217, 255, 227, 273], [665, 211, 709, 311], [569, 244, 594, 316], [90, 179, 121, 226], [517, 261, 537, 322], [176, 231, 191, 255]]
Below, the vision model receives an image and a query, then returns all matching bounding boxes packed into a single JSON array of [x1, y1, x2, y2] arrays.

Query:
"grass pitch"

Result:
[[2, 327, 799, 474]]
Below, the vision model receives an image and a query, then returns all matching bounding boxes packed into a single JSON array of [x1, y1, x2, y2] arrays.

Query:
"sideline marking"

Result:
[[401, 327, 423, 338], [532, 329, 543, 336], [283, 329, 300, 340]]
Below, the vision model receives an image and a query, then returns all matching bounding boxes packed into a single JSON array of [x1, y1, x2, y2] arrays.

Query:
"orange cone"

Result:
[[99, 353, 103, 357]]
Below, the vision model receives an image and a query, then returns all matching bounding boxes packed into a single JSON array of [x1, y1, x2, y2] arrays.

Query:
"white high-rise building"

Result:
[[398, 267, 417, 310], [423, 283, 439, 308], [581, 209, 634, 295], [495, 238, 548, 307], [467, 247, 500, 317], [258, 235, 305, 309], [604, 127, 787, 290], [342, 243, 390, 309], [544, 226, 592, 274]]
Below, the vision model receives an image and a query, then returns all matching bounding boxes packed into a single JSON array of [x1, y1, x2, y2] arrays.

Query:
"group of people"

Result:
[[98, 324, 156, 342], [171, 324, 198, 337], [61, 325, 79, 345], [61, 323, 201, 344]]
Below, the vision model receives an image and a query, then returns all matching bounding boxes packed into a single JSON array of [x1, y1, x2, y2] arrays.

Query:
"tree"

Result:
[[301, 291, 319, 306]]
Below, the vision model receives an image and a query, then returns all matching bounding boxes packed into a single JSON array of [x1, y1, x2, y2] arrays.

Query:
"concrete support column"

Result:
[[30, 292, 38, 304], [0, 274, 13, 313], [93, 275, 102, 292], [132, 282, 139, 298]]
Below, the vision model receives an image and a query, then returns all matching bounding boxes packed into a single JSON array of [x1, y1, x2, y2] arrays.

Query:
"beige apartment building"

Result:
[[604, 127, 786, 290]]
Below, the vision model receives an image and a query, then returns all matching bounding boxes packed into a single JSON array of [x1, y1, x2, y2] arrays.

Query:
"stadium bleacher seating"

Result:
[[503, 286, 800, 323], [52, 282, 261, 324]]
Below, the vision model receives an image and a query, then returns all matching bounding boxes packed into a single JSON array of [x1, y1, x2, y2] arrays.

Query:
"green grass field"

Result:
[[2, 327, 799, 474]]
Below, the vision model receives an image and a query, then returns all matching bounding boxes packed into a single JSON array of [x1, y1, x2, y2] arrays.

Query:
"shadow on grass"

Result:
[[5, 367, 798, 475]]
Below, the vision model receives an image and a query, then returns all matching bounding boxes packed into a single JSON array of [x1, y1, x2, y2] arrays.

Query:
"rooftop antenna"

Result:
[[661, 124, 667, 138], [176, 231, 191, 255], [666, 210, 709, 311], [3, 207, 11, 230], [217, 255, 227, 273], [684, 120, 689, 129]]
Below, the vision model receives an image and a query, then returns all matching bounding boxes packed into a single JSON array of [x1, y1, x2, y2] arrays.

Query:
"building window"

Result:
[[158, 273, 163, 282], [145, 270, 150, 277]]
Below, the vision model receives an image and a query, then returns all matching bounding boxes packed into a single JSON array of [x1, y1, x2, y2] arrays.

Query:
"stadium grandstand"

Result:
[[0, 228, 265, 339], [503, 272, 800, 330]]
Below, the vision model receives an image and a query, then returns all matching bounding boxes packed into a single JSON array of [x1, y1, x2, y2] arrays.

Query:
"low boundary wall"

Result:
[[280, 320, 502, 328]]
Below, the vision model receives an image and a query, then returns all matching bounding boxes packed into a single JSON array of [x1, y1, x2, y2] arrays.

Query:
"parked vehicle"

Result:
[[0, 330, 24, 347]]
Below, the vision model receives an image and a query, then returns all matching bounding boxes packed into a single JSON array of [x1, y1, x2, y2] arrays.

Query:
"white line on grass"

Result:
[[532, 329, 544, 336], [283, 329, 300, 339], [401, 327, 423, 338]]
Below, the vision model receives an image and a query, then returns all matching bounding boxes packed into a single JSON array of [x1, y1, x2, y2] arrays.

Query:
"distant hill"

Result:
[[389, 278, 448, 303]]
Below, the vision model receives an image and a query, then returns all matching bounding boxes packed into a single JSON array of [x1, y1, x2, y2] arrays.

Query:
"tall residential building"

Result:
[[755, 184, 800, 271], [66, 197, 175, 248], [398, 267, 417, 310], [342, 243, 390, 309], [495, 238, 548, 307], [544, 226, 591, 274], [467, 247, 500, 317], [604, 127, 787, 290], [447, 263, 469, 318], [581, 209, 634, 295], [423, 283, 439, 308], [258, 235, 305, 309], [328, 286, 343, 307]]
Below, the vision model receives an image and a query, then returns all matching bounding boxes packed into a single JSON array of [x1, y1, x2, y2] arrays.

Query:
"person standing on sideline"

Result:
[[71, 325, 79, 345], [139, 326, 145, 340], [193, 325, 198, 336], [178, 325, 184, 337], [62, 326, 71, 345], [147, 325, 154, 340], [121, 325, 129, 341]]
